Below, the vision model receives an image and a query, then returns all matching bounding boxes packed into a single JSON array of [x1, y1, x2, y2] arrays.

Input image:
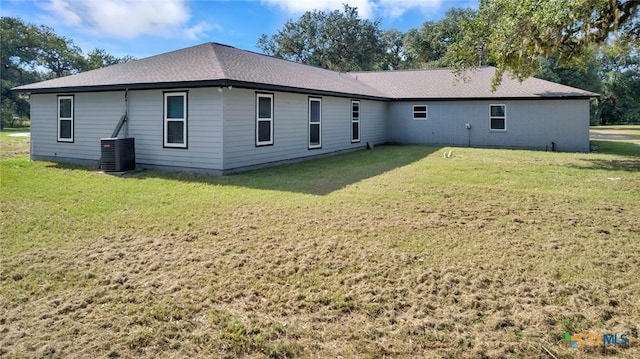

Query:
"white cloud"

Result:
[[38, 0, 218, 40], [378, 0, 442, 18], [260, 0, 450, 20], [260, 0, 376, 19], [41, 0, 84, 26], [184, 21, 217, 41]]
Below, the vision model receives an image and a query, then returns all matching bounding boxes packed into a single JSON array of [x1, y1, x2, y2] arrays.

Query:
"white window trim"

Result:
[[164, 92, 188, 148], [413, 105, 428, 120], [256, 93, 274, 146], [489, 104, 507, 132], [57, 95, 74, 142], [308, 98, 322, 149], [351, 100, 360, 143]]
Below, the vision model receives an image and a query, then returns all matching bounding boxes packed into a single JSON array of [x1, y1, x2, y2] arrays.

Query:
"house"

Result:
[[13, 42, 597, 174]]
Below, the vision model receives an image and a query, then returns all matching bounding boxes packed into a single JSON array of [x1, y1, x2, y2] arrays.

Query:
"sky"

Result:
[[2, 0, 477, 59]]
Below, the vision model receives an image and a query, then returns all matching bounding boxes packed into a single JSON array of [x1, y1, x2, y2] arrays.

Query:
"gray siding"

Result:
[[128, 88, 223, 170], [30, 89, 224, 170], [222, 89, 387, 170], [30, 92, 123, 163], [387, 99, 589, 152], [361, 99, 387, 145], [29, 87, 589, 174]]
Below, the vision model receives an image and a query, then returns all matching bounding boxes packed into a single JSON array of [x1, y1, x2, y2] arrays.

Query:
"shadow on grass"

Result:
[[43, 145, 440, 195], [590, 140, 640, 158], [569, 140, 640, 172], [45, 161, 100, 171], [573, 159, 640, 172], [126, 145, 441, 196]]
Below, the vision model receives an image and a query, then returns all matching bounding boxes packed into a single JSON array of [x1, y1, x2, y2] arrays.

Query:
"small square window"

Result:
[[413, 105, 428, 120]]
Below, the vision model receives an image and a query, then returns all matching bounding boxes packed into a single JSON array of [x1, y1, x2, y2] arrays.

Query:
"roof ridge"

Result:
[[348, 66, 496, 74], [206, 42, 228, 78]]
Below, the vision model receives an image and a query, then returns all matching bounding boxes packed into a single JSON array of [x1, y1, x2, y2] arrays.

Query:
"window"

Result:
[[308, 98, 321, 149], [57, 95, 74, 142], [164, 92, 187, 148], [490, 104, 506, 131], [351, 100, 360, 143], [256, 93, 273, 146], [413, 105, 428, 120]]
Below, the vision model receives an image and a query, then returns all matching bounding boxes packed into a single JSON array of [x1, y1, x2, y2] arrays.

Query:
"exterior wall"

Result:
[[29, 88, 589, 175], [30, 88, 224, 171], [30, 92, 124, 164], [387, 99, 590, 152], [222, 88, 387, 171], [128, 88, 223, 171]]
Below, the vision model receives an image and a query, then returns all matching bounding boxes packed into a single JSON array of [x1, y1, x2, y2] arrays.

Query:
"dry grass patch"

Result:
[[1, 128, 639, 358]]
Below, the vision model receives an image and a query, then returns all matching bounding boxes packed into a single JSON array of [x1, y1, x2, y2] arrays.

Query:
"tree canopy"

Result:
[[450, 0, 640, 85], [1, 17, 133, 128], [403, 8, 476, 68], [257, 5, 385, 71], [3, 2, 639, 127]]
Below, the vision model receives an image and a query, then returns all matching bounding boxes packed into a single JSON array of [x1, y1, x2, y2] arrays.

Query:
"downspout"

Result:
[[110, 89, 129, 138], [99, 89, 129, 169]]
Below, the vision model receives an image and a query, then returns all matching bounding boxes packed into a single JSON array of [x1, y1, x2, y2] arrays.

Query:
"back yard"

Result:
[[1, 127, 639, 358]]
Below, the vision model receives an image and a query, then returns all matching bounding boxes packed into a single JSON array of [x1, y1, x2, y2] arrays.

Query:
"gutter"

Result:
[[11, 80, 391, 101]]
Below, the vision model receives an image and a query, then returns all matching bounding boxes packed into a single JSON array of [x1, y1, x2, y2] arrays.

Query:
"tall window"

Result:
[[164, 92, 187, 148], [351, 100, 360, 143], [256, 93, 273, 146], [490, 104, 506, 131], [309, 98, 322, 149], [413, 105, 428, 120], [57, 95, 74, 142]]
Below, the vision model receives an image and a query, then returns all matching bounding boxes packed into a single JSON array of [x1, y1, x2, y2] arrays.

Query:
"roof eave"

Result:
[[11, 80, 231, 94], [12, 80, 391, 101], [394, 95, 597, 101]]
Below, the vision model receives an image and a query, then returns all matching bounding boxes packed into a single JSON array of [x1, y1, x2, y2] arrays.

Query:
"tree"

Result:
[[36, 27, 85, 78], [1, 17, 85, 78], [450, 0, 640, 87], [404, 8, 476, 68], [1, 17, 134, 128], [81, 48, 135, 72], [379, 29, 408, 70], [536, 53, 604, 124], [596, 36, 640, 124], [535, 26, 640, 124], [257, 4, 385, 71], [1, 17, 45, 127]]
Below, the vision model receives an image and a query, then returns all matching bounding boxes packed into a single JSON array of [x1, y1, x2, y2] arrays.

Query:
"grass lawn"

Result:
[[1, 127, 639, 358]]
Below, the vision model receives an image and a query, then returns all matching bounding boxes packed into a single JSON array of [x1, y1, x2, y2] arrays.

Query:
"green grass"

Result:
[[590, 125, 640, 157], [1, 127, 639, 358]]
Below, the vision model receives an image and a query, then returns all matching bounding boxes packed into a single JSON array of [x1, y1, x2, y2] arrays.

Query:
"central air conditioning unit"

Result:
[[101, 137, 135, 172]]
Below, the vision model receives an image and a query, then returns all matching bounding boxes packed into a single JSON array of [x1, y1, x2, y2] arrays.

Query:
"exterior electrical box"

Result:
[[101, 137, 135, 172]]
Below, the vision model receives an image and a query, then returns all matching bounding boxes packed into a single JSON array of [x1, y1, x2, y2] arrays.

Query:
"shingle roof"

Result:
[[13, 42, 597, 99], [348, 67, 598, 99], [13, 43, 388, 98]]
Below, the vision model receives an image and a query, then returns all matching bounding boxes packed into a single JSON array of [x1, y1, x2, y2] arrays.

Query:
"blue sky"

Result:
[[2, 0, 477, 59]]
